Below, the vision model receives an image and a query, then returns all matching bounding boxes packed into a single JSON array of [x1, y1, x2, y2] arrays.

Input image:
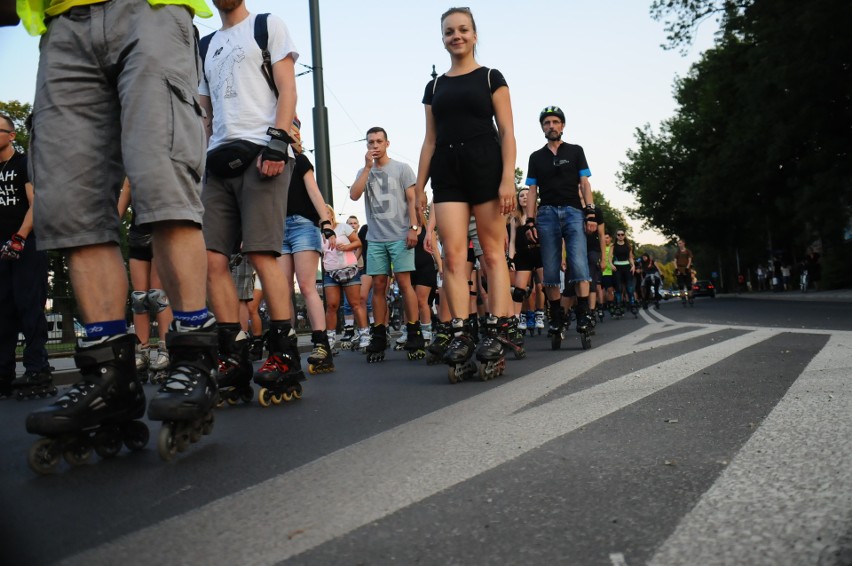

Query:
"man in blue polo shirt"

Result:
[[523, 106, 598, 340]]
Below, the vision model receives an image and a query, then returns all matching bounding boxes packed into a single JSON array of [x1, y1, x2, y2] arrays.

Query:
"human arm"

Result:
[[337, 227, 361, 253], [117, 178, 131, 217], [413, 104, 437, 218], [492, 86, 517, 216], [1, 181, 33, 259], [404, 184, 419, 248], [199, 95, 213, 142], [424, 207, 437, 255], [598, 222, 607, 269], [258, 55, 297, 177], [303, 166, 336, 249], [349, 154, 373, 201]]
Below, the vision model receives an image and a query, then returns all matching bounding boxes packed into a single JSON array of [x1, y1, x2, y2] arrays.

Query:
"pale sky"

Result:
[[0, 1, 716, 245]]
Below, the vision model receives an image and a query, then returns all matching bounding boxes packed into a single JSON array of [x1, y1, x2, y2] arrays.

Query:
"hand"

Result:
[[257, 145, 288, 178], [423, 230, 434, 254], [0, 233, 25, 260], [335, 241, 348, 251], [498, 179, 515, 215], [523, 218, 538, 244], [364, 150, 377, 169], [325, 235, 337, 249], [405, 229, 418, 248]]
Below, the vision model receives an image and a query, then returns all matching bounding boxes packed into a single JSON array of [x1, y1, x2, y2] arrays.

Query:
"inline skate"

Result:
[[253, 322, 304, 408], [404, 321, 426, 361], [26, 334, 148, 474], [12, 368, 57, 401], [357, 327, 371, 352], [307, 330, 335, 374], [215, 324, 253, 407], [548, 305, 565, 350], [630, 302, 639, 318], [525, 311, 535, 337], [426, 321, 451, 365], [338, 325, 356, 351], [534, 310, 545, 335], [393, 327, 407, 351], [148, 345, 169, 385], [148, 319, 219, 462], [518, 312, 528, 334], [475, 317, 506, 380], [497, 316, 526, 360], [365, 324, 387, 363], [575, 306, 594, 351], [135, 344, 150, 383], [443, 319, 477, 384], [249, 335, 264, 361]]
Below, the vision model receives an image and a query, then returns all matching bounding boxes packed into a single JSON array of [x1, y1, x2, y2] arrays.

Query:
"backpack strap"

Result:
[[199, 30, 216, 79], [255, 13, 279, 98]]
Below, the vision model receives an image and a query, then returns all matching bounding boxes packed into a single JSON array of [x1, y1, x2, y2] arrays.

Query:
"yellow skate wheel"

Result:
[[308, 363, 317, 375], [280, 391, 293, 402], [258, 388, 273, 408], [63, 438, 93, 467], [226, 397, 239, 406], [271, 393, 283, 405], [157, 424, 177, 462]]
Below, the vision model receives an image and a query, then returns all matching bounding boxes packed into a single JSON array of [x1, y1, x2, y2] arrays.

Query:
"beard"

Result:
[[544, 129, 562, 141], [213, 0, 243, 12]]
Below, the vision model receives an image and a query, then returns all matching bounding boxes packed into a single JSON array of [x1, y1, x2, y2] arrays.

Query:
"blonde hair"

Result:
[[324, 204, 338, 228]]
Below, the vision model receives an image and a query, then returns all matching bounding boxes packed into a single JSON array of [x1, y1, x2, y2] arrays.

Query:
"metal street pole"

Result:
[[309, 0, 332, 206]]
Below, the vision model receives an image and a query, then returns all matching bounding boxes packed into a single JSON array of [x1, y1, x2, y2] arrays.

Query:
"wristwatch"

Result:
[[409, 225, 420, 231]]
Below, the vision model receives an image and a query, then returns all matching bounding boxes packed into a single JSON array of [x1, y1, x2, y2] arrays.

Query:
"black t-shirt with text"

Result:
[[422, 67, 507, 146], [0, 151, 30, 239], [286, 153, 321, 224], [526, 142, 591, 209]]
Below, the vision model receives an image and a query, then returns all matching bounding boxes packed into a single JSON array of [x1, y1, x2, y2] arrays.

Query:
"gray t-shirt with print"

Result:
[[355, 159, 415, 242]]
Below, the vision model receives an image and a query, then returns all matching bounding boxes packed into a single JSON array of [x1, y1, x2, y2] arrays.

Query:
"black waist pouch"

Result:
[[206, 140, 263, 178]]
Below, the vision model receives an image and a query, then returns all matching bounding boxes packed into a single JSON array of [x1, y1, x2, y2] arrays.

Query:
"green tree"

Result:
[[0, 100, 32, 152]]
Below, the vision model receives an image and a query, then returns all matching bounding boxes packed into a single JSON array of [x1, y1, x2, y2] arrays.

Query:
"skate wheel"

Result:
[[28, 438, 61, 475], [63, 438, 93, 467], [189, 420, 203, 443], [258, 388, 273, 408], [292, 387, 302, 400], [271, 393, 283, 405], [216, 398, 226, 408], [239, 388, 253, 404], [202, 412, 215, 436], [174, 424, 191, 452], [226, 397, 239, 406], [551, 336, 561, 351], [122, 421, 149, 451], [514, 349, 527, 360], [448, 366, 461, 384], [581, 334, 592, 350], [94, 426, 123, 459], [157, 424, 177, 462]]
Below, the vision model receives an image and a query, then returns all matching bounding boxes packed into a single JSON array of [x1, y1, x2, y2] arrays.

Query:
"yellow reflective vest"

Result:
[[17, 0, 212, 36]]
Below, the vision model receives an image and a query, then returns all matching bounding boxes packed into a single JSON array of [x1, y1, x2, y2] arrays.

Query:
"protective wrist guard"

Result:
[[319, 219, 332, 228], [0, 233, 25, 260], [584, 204, 597, 222], [321, 227, 336, 239], [262, 138, 289, 164]]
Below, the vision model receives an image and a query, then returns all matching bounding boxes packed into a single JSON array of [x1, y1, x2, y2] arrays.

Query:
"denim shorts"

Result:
[[367, 240, 415, 276], [537, 205, 591, 287], [322, 270, 362, 288], [282, 214, 322, 255]]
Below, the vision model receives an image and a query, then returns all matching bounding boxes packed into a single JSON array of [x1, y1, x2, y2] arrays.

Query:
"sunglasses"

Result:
[[616, 233, 625, 237]]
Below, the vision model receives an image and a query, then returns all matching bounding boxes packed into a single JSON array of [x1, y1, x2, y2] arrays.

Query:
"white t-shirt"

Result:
[[200, 13, 299, 152], [323, 223, 357, 271]]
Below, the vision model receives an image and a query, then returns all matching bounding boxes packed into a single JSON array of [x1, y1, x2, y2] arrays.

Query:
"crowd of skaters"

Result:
[[0, 2, 701, 472]]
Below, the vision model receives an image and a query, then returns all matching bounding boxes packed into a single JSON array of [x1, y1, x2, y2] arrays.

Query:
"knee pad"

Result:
[[147, 288, 170, 313], [510, 286, 527, 303], [130, 291, 149, 315]]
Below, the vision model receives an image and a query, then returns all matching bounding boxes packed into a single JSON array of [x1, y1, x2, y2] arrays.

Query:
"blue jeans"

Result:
[[282, 214, 322, 255], [537, 205, 590, 288]]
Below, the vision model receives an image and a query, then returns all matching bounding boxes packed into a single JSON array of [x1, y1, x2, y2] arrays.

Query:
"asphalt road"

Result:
[[2, 295, 851, 566]]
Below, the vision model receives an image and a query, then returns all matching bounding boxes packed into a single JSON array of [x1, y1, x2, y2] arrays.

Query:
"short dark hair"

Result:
[[366, 126, 387, 140], [0, 114, 14, 131]]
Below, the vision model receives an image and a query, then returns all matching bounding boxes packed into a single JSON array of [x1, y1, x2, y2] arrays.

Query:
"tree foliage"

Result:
[[622, 0, 852, 289], [0, 100, 32, 152]]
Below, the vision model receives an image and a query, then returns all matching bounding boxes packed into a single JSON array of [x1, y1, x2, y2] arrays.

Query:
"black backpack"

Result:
[[199, 13, 278, 97]]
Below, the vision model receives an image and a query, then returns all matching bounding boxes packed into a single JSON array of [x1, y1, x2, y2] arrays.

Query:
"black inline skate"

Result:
[[216, 324, 254, 407], [12, 368, 57, 401], [426, 321, 451, 365], [575, 306, 594, 351], [307, 330, 335, 375], [338, 325, 356, 351], [443, 319, 478, 384], [148, 319, 219, 462], [365, 324, 387, 363], [25, 334, 148, 474], [597, 306, 605, 323], [475, 317, 507, 380], [630, 302, 639, 318], [249, 334, 264, 361], [253, 322, 304, 408], [404, 321, 426, 361], [548, 305, 565, 350], [497, 316, 526, 360]]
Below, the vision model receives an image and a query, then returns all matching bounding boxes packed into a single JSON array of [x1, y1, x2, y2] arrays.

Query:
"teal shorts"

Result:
[[367, 240, 415, 276]]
